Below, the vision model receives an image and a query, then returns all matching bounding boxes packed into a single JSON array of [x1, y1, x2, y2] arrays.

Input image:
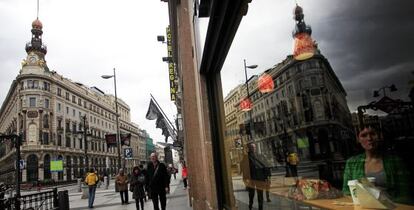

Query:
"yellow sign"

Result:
[[166, 26, 176, 101]]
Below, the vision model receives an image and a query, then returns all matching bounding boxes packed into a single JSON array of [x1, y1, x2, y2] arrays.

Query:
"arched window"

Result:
[[79, 157, 84, 177], [57, 135, 62, 146], [73, 157, 78, 178], [27, 154, 38, 182], [28, 124, 38, 143], [44, 154, 51, 180]]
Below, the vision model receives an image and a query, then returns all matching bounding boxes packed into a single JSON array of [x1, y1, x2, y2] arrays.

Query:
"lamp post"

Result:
[[102, 68, 122, 171], [243, 59, 258, 142], [373, 84, 397, 97]]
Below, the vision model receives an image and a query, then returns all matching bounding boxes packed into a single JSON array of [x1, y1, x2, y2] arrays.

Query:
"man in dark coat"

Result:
[[241, 143, 272, 210], [146, 152, 170, 210]]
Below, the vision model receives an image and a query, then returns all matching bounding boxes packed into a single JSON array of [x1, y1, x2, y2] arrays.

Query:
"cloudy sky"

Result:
[[221, 0, 414, 113], [1, 0, 414, 142]]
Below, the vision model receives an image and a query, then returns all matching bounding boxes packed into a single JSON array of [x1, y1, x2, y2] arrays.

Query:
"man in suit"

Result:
[[146, 152, 170, 210]]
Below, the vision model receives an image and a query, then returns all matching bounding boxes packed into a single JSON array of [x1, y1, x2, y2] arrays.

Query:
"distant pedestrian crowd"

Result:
[[84, 152, 184, 210]]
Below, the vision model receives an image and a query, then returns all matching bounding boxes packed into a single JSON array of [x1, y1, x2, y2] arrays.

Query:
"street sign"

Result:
[[124, 148, 133, 159], [19, 159, 25, 170]]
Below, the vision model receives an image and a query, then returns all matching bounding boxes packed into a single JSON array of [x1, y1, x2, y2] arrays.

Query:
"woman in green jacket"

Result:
[[342, 126, 411, 204]]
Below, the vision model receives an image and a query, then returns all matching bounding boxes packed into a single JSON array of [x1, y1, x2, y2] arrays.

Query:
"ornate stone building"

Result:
[[224, 53, 354, 167], [0, 18, 145, 183]]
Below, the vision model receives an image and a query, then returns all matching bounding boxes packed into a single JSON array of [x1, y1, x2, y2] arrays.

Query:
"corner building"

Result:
[[0, 18, 144, 183], [225, 54, 354, 170]]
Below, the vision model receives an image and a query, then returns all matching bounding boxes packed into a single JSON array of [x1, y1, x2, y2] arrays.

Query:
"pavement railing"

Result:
[[2, 188, 71, 210]]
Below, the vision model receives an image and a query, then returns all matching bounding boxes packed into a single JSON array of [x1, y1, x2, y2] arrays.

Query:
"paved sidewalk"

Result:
[[68, 177, 192, 210]]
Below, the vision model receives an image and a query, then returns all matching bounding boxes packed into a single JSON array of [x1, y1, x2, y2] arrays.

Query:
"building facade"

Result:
[[0, 18, 145, 183], [224, 54, 354, 168], [145, 132, 154, 159], [224, 85, 243, 175]]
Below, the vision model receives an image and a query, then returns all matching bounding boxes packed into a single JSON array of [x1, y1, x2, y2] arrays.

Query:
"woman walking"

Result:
[[115, 169, 129, 204], [130, 166, 146, 210], [182, 162, 188, 189]]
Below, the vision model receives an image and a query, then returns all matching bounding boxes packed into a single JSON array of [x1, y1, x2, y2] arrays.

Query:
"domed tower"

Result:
[[21, 17, 49, 74], [292, 4, 316, 60]]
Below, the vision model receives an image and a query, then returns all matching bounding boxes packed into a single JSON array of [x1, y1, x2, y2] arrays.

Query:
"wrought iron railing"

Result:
[[1, 188, 59, 210]]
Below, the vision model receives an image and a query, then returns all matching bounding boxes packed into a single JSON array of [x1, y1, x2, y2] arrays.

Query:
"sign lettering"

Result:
[[166, 26, 176, 101]]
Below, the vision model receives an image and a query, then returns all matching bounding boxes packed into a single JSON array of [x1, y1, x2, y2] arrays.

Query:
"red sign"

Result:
[[105, 134, 117, 147], [293, 33, 315, 60], [121, 133, 131, 146], [258, 73, 274, 93], [240, 98, 253, 111]]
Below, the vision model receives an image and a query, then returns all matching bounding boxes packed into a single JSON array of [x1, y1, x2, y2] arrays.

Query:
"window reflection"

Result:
[[222, 1, 413, 208]]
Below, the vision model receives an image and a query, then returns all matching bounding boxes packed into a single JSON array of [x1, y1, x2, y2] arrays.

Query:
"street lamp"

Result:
[[373, 84, 397, 97], [77, 115, 91, 173], [243, 59, 258, 142], [102, 68, 122, 171]]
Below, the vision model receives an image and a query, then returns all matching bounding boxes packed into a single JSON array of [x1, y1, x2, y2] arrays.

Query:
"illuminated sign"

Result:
[[240, 98, 253, 111], [293, 33, 315, 60], [50, 160, 63, 172], [166, 26, 177, 101], [258, 73, 274, 93]]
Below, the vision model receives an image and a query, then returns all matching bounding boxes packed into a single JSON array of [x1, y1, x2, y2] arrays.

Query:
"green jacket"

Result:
[[342, 153, 412, 204]]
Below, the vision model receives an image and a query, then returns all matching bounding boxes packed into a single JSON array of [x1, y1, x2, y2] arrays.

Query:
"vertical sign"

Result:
[[166, 26, 176, 101]]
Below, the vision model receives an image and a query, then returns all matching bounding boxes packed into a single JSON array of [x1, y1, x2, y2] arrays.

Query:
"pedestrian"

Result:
[[130, 166, 146, 210], [265, 167, 272, 202], [172, 165, 177, 180], [167, 164, 175, 182], [146, 152, 170, 210], [241, 143, 271, 210], [116, 169, 129, 205], [84, 168, 99, 209], [181, 162, 188, 189], [287, 151, 299, 177], [138, 164, 148, 201]]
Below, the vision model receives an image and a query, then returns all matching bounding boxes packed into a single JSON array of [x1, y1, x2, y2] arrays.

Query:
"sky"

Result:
[[221, 0, 414, 113], [0, 0, 173, 142], [1, 0, 414, 142]]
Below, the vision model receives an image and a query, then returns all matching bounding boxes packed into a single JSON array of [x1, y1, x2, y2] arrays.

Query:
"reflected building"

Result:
[[0, 18, 146, 183], [224, 84, 243, 174], [225, 53, 355, 165], [224, 4, 354, 166]]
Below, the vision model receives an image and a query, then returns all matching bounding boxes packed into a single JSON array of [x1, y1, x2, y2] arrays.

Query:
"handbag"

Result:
[[129, 183, 134, 192]]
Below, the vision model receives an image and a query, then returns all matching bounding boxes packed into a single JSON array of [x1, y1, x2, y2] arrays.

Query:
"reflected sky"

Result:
[[220, 0, 414, 112]]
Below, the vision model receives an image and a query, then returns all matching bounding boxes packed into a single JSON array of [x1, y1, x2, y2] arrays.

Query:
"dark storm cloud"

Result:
[[310, 0, 414, 109]]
